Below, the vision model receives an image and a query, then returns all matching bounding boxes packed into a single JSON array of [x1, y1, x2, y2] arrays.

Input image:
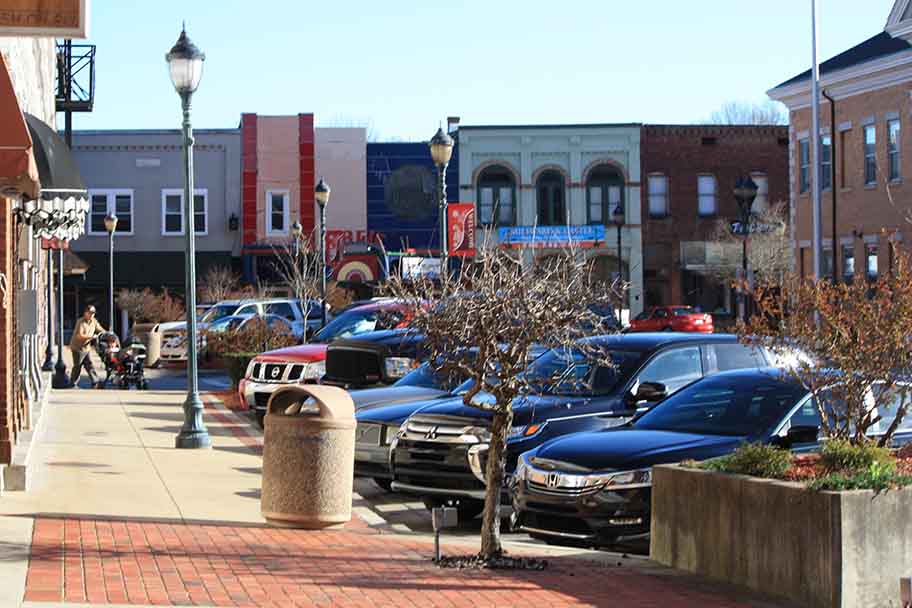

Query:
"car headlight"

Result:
[[381, 424, 396, 446], [301, 360, 325, 380], [384, 357, 416, 379], [245, 359, 258, 379], [584, 467, 652, 489], [507, 422, 547, 441], [513, 453, 531, 481]]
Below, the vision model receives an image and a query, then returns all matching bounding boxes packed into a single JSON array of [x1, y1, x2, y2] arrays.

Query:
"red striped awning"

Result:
[[0, 54, 39, 200]]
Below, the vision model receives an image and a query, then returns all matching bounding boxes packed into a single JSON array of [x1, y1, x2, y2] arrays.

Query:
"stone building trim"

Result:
[[469, 159, 522, 189], [530, 163, 571, 187], [581, 157, 631, 185]]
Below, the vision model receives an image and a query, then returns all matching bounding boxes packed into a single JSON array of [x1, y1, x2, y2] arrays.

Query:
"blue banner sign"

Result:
[[498, 225, 606, 248]]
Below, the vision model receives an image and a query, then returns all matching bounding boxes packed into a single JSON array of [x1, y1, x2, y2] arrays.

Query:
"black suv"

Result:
[[321, 329, 426, 389], [389, 333, 771, 519]]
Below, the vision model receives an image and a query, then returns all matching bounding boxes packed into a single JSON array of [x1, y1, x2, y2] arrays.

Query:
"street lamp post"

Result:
[[429, 127, 454, 272], [51, 246, 70, 388], [612, 203, 625, 325], [733, 176, 759, 322], [104, 213, 118, 331], [42, 247, 54, 371], [167, 26, 211, 450], [314, 179, 330, 328]]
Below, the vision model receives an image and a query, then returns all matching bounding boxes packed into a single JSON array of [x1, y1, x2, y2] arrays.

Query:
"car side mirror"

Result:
[[774, 425, 819, 448], [627, 381, 667, 406]]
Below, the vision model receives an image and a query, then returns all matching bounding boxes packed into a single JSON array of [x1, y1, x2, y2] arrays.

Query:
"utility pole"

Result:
[[810, 0, 823, 281]]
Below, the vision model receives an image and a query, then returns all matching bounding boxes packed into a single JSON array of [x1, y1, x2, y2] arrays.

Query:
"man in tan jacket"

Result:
[[69, 305, 105, 387]]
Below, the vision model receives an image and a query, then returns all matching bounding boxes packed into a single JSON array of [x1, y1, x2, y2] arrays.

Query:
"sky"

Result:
[[71, 0, 890, 140]]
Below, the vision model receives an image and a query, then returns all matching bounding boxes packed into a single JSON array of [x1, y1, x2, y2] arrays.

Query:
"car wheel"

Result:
[[255, 411, 266, 429], [373, 478, 393, 492]]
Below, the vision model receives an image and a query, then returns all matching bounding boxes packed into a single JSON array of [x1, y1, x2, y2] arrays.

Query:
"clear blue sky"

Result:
[[73, 0, 888, 140]]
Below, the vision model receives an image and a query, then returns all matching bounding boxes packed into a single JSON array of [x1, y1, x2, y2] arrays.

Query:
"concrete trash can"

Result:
[[261, 385, 356, 528], [131, 322, 161, 368]]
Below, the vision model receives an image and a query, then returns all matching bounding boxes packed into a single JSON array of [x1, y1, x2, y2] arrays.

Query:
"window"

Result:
[[647, 174, 668, 217], [477, 165, 516, 226], [697, 175, 717, 216], [839, 130, 850, 188], [267, 190, 290, 235], [265, 302, 296, 321], [587, 165, 625, 224], [234, 304, 258, 316], [821, 135, 832, 190], [799, 139, 810, 193], [87, 189, 134, 235], [867, 244, 879, 280], [161, 189, 207, 235], [536, 170, 566, 226], [864, 125, 877, 185], [888, 119, 901, 181], [842, 245, 855, 282], [822, 248, 834, 277], [637, 346, 703, 395], [702, 343, 768, 374], [751, 172, 768, 212]]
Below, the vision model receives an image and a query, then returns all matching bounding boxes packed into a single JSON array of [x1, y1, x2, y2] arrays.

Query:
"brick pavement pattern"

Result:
[[23, 517, 761, 607]]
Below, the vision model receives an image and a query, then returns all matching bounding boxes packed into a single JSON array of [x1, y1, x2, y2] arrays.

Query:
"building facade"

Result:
[[69, 129, 242, 329], [457, 124, 645, 316], [640, 125, 789, 313], [768, 0, 912, 279]]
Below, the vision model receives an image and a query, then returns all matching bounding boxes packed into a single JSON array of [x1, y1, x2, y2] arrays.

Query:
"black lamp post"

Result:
[[167, 25, 211, 450], [315, 179, 330, 328], [42, 247, 54, 371], [51, 246, 69, 388], [429, 127, 454, 271], [104, 213, 117, 331], [612, 203, 625, 324], [733, 176, 759, 322]]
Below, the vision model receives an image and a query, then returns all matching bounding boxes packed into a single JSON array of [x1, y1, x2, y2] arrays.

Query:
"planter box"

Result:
[[650, 464, 912, 608]]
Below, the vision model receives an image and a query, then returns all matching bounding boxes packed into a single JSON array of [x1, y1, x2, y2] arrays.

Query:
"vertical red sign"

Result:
[[447, 203, 476, 257]]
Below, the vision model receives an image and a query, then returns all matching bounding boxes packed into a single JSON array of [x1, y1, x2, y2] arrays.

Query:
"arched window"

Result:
[[536, 170, 566, 226], [586, 165, 624, 225], [477, 165, 516, 226]]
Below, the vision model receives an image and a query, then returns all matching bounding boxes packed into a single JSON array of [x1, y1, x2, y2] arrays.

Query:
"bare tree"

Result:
[[199, 266, 242, 304], [116, 288, 185, 324], [269, 236, 321, 338], [384, 236, 624, 562], [708, 100, 788, 125], [708, 201, 791, 284]]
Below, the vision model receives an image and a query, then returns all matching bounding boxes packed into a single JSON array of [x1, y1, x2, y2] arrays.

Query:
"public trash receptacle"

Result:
[[261, 385, 356, 528], [131, 322, 161, 368]]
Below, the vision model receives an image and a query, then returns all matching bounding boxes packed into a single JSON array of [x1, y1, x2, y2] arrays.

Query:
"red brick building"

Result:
[[768, 0, 912, 279], [640, 125, 789, 314]]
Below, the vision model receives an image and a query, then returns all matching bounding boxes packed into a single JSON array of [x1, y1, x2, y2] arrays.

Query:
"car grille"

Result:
[[394, 416, 490, 491], [254, 393, 271, 410], [249, 362, 307, 383], [325, 346, 383, 385]]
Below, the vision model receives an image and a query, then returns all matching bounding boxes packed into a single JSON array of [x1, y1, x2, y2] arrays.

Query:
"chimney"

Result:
[[447, 116, 460, 134]]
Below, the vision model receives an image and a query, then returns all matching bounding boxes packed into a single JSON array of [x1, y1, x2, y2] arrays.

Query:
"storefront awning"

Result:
[[0, 55, 40, 200], [20, 113, 89, 241]]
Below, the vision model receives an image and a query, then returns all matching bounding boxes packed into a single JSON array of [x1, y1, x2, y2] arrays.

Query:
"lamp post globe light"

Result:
[[429, 127, 454, 272], [612, 203, 626, 324], [733, 176, 759, 322], [314, 179, 330, 328], [167, 26, 210, 450], [104, 213, 118, 331]]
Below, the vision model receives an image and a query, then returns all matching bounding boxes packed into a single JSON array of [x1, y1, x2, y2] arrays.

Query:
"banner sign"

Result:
[[447, 203, 476, 257], [40, 237, 69, 250], [729, 220, 780, 236], [498, 225, 606, 249], [0, 0, 90, 38], [401, 256, 441, 280]]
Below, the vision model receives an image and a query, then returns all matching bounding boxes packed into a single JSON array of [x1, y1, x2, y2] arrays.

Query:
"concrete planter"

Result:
[[650, 464, 912, 608]]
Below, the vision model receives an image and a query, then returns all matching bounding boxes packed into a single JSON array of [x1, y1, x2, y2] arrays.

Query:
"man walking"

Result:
[[69, 305, 105, 388]]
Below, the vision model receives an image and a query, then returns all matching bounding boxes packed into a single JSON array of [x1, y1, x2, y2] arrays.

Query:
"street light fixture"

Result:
[[314, 179, 330, 328], [733, 176, 759, 322], [167, 25, 211, 450], [104, 213, 117, 331], [429, 127, 454, 271], [612, 203, 626, 324]]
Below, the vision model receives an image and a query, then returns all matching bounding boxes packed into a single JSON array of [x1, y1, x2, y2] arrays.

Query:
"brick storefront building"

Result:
[[769, 0, 912, 279], [640, 125, 789, 313]]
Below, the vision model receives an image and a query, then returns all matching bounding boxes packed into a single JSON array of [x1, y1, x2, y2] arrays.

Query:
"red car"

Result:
[[628, 306, 714, 333]]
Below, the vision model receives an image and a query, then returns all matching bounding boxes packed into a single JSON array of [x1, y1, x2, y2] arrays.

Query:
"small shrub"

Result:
[[819, 439, 896, 475], [700, 443, 792, 479], [809, 461, 912, 492], [206, 317, 298, 359], [223, 353, 255, 389]]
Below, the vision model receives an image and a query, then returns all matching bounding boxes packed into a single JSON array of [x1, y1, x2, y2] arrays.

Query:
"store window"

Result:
[[477, 165, 516, 226]]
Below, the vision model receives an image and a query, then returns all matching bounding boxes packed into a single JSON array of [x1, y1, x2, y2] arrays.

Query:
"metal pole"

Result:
[[810, 0, 823, 281], [320, 204, 327, 328], [42, 247, 54, 370], [175, 91, 211, 450], [52, 247, 69, 388], [108, 231, 114, 330], [438, 162, 449, 270], [617, 222, 623, 322], [742, 238, 748, 322], [822, 89, 838, 283]]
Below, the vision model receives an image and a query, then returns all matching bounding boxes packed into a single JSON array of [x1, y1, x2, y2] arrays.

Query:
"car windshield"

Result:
[[394, 362, 466, 391], [201, 304, 240, 324], [312, 307, 402, 342], [526, 347, 644, 396], [634, 374, 807, 437], [672, 307, 696, 316], [209, 315, 249, 332]]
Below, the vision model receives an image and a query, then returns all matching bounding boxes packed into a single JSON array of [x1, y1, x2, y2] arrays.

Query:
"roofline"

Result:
[[644, 124, 788, 130], [458, 123, 642, 131], [71, 128, 240, 136]]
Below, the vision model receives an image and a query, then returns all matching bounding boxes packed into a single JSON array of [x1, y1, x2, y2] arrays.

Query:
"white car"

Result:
[[159, 298, 322, 362]]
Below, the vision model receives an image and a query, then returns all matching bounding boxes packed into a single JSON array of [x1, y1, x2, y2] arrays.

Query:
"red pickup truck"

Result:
[[628, 306, 714, 333]]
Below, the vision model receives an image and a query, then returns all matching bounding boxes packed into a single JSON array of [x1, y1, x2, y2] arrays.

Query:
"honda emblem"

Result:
[[547, 472, 560, 488], [425, 426, 438, 440]]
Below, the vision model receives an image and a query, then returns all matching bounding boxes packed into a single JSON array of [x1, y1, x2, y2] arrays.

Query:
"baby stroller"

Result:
[[94, 332, 149, 390]]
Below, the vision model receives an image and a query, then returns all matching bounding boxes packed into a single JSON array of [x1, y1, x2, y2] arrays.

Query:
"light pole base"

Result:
[[42, 353, 55, 372], [52, 361, 71, 389], [175, 392, 211, 449]]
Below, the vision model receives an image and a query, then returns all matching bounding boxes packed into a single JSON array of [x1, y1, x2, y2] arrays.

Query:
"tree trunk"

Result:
[[479, 407, 512, 560]]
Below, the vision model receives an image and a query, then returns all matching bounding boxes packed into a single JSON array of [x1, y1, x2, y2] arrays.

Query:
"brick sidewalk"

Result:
[[22, 517, 775, 608]]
